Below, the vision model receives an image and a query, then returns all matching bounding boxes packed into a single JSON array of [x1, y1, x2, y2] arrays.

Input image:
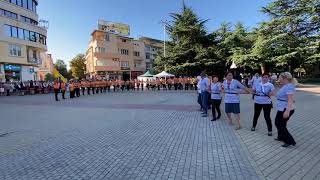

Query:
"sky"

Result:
[[37, 0, 272, 67]]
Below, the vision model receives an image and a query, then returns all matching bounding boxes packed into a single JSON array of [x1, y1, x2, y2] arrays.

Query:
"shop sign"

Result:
[[4, 64, 21, 72], [121, 67, 130, 70]]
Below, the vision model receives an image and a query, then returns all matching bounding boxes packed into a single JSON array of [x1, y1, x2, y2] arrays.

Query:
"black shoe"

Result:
[[281, 143, 291, 147], [251, 127, 255, 131], [216, 115, 221, 119], [56, 99, 60, 101], [268, 132, 272, 136], [211, 118, 217, 121]]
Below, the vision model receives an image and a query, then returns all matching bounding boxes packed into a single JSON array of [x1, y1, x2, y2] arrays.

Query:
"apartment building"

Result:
[[0, 0, 47, 82], [139, 37, 163, 71], [86, 30, 146, 80]]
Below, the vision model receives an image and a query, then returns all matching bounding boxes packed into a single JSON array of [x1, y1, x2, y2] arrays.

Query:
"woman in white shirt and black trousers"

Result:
[[251, 73, 275, 136], [210, 75, 222, 121]]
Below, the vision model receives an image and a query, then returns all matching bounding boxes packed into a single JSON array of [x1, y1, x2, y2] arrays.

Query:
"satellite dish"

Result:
[[39, 19, 49, 30]]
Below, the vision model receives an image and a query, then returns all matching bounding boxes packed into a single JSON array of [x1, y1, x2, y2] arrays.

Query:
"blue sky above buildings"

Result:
[[38, 0, 272, 66]]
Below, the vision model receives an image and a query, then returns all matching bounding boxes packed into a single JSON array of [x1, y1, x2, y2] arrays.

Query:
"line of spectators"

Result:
[[0, 80, 54, 96]]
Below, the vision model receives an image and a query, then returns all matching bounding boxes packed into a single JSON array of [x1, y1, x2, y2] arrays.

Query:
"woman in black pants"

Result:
[[210, 75, 222, 121], [251, 73, 275, 136], [275, 72, 297, 147]]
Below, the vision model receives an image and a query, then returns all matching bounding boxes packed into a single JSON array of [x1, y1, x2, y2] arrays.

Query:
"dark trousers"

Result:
[[82, 88, 85, 96], [61, 90, 65, 99], [157, 85, 160, 90], [70, 90, 75, 98], [197, 93, 203, 110], [185, 84, 189, 90], [96, 87, 99, 94], [275, 109, 296, 145], [174, 84, 178, 90], [6, 90, 10, 96], [211, 99, 221, 119], [92, 87, 95, 94], [201, 91, 209, 114], [168, 84, 172, 90], [87, 87, 91, 95], [54, 89, 59, 101], [76, 88, 80, 97], [252, 103, 273, 132]]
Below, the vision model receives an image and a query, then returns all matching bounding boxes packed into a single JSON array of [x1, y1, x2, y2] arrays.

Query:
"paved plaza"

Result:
[[0, 88, 319, 180]]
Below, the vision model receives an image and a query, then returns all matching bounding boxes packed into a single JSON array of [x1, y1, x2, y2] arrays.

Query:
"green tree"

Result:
[[154, 3, 219, 76], [54, 59, 69, 78], [70, 54, 86, 79], [44, 73, 54, 82], [259, 0, 320, 73]]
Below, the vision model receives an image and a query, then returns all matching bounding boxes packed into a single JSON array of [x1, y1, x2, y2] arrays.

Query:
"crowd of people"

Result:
[[197, 71, 297, 148], [52, 77, 202, 101], [2, 71, 297, 148], [0, 80, 54, 96]]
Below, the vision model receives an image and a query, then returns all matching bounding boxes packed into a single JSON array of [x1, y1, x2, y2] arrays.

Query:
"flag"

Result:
[[53, 68, 67, 83]]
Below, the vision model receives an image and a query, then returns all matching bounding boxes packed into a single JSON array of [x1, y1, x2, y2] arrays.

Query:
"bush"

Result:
[[297, 78, 320, 84]]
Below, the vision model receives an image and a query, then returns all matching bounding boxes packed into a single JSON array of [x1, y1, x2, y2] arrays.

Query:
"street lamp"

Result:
[[160, 20, 168, 58]]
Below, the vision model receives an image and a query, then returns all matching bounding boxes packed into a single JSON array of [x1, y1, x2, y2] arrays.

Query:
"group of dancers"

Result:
[[52, 77, 199, 101], [198, 71, 297, 148]]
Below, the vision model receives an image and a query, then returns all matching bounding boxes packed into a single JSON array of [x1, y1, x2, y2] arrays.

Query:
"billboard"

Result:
[[98, 20, 130, 36]]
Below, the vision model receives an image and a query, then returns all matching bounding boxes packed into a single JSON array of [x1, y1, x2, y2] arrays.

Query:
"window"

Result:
[[24, 29, 30, 40], [23, 0, 28, 8], [95, 47, 106, 53], [17, 0, 22, 6], [35, 33, 39, 42], [4, 25, 11, 37], [146, 46, 151, 51], [18, 28, 24, 39], [2, 9, 18, 19], [32, 0, 36, 12], [11, 0, 17, 5], [134, 51, 140, 57], [11, 27, 18, 38], [32, 50, 37, 59], [0, 9, 4, 16], [134, 61, 141, 68], [28, 0, 32, 10], [120, 49, 129, 55], [4, 25, 47, 45], [20, 15, 38, 25], [39, 35, 46, 45], [146, 52, 150, 59], [29, 31, 36, 42], [121, 39, 127, 43], [9, 44, 22, 57], [105, 34, 109, 41], [120, 61, 129, 68]]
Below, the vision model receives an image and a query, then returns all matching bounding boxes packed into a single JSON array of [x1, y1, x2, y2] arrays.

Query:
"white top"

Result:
[[253, 82, 274, 104], [223, 79, 246, 103], [211, 82, 222, 100]]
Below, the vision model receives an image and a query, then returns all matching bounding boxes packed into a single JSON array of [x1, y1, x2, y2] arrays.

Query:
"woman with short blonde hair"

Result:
[[275, 72, 298, 147]]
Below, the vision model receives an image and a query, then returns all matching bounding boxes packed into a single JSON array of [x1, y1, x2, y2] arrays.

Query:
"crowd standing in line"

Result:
[[197, 71, 297, 148]]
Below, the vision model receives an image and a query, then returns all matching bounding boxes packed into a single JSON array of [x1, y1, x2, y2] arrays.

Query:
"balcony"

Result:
[[27, 57, 41, 65]]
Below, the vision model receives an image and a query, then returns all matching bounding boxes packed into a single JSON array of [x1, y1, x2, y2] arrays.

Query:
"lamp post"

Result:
[[160, 20, 168, 58]]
